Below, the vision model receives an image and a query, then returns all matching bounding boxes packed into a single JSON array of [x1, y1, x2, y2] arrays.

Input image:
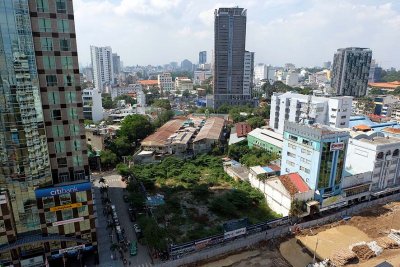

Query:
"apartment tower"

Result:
[[331, 47, 372, 97], [0, 0, 97, 265], [90, 45, 114, 92]]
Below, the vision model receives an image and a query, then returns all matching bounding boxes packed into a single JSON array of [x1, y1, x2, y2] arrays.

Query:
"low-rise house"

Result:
[[264, 173, 314, 216], [229, 122, 252, 145], [193, 117, 225, 155], [223, 160, 249, 181]]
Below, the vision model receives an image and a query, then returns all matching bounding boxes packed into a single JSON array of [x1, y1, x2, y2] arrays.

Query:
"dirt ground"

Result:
[[200, 201, 400, 267]]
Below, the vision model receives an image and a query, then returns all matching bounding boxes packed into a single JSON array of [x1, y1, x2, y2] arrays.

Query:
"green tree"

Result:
[[261, 82, 274, 99], [246, 116, 265, 128], [381, 70, 400, 82], [102, 93, 115, 109], [356, 97, 375, 115], [114, 95, 136, 106], [228, 140, 250, 161], [182, 89, 190, 98], [139, 217, 167, 250], [109, 136, 133, 157], [118, 114, 153, 143], [152, 99, 171, 110], [100, 150, 118, 168], [290, 199, 306, 217], [153, 110, 175, 128]]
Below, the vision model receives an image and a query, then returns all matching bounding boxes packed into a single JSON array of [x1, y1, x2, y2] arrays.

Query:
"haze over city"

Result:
[[75, 0, 400, 68]]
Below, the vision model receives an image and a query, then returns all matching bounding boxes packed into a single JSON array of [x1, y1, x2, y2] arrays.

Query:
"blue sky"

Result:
[[74, 0, 400, 69]]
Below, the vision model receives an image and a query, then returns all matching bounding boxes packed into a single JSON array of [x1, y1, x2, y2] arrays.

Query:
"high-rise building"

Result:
[[281, 122, 350, 200], [199, 51, 207, 64], [82, 88, 104, 122], [112, 53, 121, 75], [90, 45, 114, 91], [368, 59, 382, 83], [243, 51, 254, 96], [0, 1, 97, 265], [254, 63, 267, 82], [270, 92, 352, 134], [158, 73, 174, 92], [331, 47, 372, 97], [212, 7, 256, 108]]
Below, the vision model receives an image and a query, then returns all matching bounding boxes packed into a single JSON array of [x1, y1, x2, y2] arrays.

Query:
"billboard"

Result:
[[35, 182, 91, 198], [224, 227, 246, 240], [330, 142, 344, 151], [50, 202, 83, 212], [52, 217, 84, 226]]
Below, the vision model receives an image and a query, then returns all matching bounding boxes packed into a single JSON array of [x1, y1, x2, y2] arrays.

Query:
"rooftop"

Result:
[[193, 117, 225, 142], [278, 173, 310, 196], [358, 136, 400, 145], [368, 81, 400, 89], [138, 80, 158, 86], [236, 122, 252, 137], [141, 119, 185, 147]]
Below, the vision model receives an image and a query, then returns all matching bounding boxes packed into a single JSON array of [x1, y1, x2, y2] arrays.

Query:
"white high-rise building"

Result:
[[285, 72, 299, 86], [243, 51, 254, 96], [270, 92, 352, 134], [90, 46, 114, 91], [254, 63, 267, 82]]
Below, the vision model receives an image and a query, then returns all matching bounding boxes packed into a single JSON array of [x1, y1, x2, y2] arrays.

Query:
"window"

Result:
[[46, 75, 57, 86], [62, 209, 73, 220], [54, 141, 65, 153], [288, 143, 296, 150], [52, 109, 61, 120], [59, 38, 70, 51], [41, 37, 53, 51], [66, 92, 76, 103], [52, 125, 64, 137], [38, 18, 52, 32], [57, 19, 69, 33], [69, 108, 78, 120], [57, 158, 67, 168], [70, 125, 80, 135], [300, 166, 310, 174], [73, 155, 83, 167], [42, 196, 54, 209], [341, 115, 346, 119], [61, 56, 73, 69], [286, 160, 295, 167], [56, 0, 66, 13], [76, 191, 87, 202], [43, 56, 56, 69], [59, 172, 70, 183], [73, 140, 81, 151], [289, 135, 298, 142], [64, 74, 74, 86], [302, 139, 311, 146], [79, 220, 91, 231], [48, 91, 60, 104], [78, 205, 89, 217], [37, 0, 49, 12], [287, 151, 296, 158], [45, 211, 56, 223], [59, 194, 71, 205], [393, 149, 399, 157]]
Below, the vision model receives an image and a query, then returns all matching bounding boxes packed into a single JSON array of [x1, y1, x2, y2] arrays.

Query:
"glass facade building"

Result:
[[0, 1, 97, 265]]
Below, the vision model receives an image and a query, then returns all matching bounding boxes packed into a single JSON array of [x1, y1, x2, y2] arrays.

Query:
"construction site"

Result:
[[199, 201, 400, 267]]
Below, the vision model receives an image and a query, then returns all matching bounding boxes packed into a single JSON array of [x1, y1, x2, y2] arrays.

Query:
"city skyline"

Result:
[[74, 0, 400, 69]]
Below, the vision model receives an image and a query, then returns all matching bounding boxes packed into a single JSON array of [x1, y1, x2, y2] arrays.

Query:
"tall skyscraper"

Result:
[[199, 51, 207, 64], [0, 1, 97, 265], [112, 53, 121, 75], [368, 59, 382, 83], [90, 45, 114, 91], [331, 47, 372, 97], [212, 7, 256, 109]]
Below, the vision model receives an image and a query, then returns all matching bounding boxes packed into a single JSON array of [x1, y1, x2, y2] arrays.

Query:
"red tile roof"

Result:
[[138, 80, 158, 86], [235, 122, 252, 137], [268, 164, 281, 172], [279, 173, 310, 196], [369, 81, 400, 90]]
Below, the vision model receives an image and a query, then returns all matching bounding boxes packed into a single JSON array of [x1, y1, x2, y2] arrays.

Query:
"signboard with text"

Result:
[[59, 244, 85, 254], [52, 217, 84, 226], [224, 227, 246, 240], [330, 142, 344, 151], [35, 182, 91, 198], [50, 202, 83, 212]]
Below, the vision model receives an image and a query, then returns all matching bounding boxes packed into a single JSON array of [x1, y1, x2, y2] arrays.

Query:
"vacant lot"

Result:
[[131, 155, 279, 243]]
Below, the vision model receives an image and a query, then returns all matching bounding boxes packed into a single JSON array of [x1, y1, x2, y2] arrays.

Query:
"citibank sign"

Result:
[[35, 182, 91, 198]]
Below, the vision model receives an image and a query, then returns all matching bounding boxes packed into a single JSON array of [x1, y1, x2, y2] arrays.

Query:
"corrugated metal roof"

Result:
[[141, 119, 185, 147], [193, 117, 225, 142]]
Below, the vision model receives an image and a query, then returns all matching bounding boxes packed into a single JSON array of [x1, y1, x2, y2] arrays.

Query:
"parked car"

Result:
[[133, 224, 142, 238], [130, 241, 137, 256]]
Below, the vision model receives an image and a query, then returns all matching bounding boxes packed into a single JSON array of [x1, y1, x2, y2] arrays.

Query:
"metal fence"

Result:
[[155, 193, 400, 267]]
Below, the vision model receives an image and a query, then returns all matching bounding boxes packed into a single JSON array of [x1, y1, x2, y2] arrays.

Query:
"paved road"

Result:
[[92, 173, 153, 267]]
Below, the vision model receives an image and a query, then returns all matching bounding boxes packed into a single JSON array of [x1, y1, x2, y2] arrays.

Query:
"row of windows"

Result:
[[43, 56, 73, 69], [57, 155, 83, 168], [47, 220, 91, 235], [46, 73, 74, 86], [51, 108, 78, 121], [48, 91, 77, 104], [299, 165, 311, 174], [37, 0, 67, 13], [41, 37, 71, 51], [54, 140, 81, 153], [38, 18, 69, 33], [45, 206, 89, 224], [52, 124, 80, 137]]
